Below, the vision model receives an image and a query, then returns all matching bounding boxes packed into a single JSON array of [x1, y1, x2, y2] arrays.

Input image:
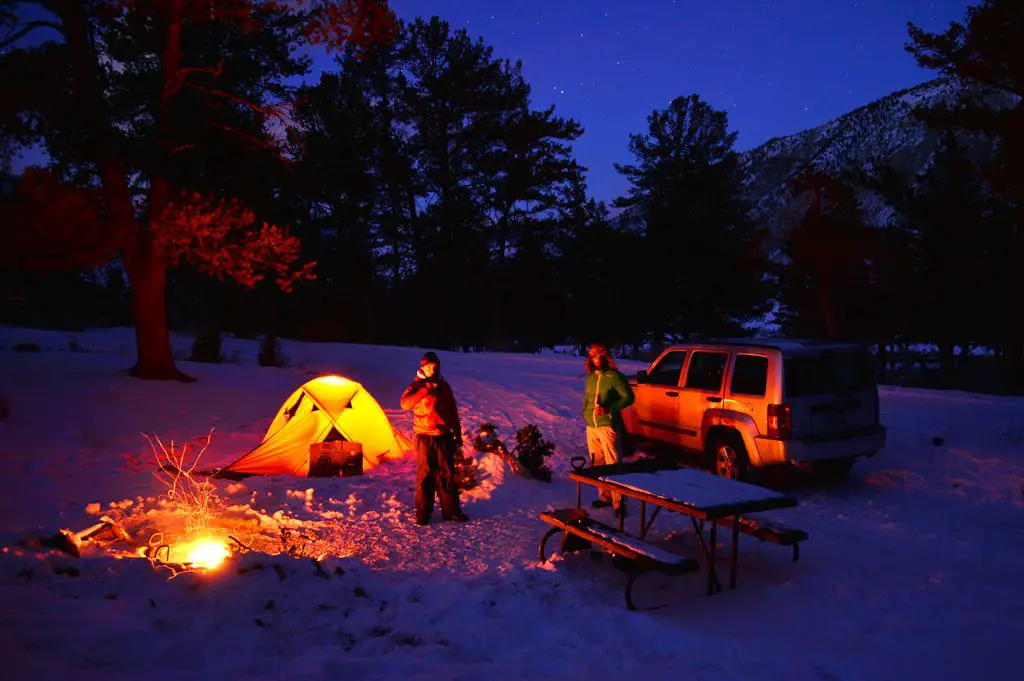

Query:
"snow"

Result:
[[1, 326, 1023, 681], [583, 524, 692, 566], [597, 469, 789, 511]]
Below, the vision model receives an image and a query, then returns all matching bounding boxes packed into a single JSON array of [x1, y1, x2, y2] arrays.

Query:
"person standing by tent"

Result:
[[400, 352, 469, 525], [582, 343, 634, 515]]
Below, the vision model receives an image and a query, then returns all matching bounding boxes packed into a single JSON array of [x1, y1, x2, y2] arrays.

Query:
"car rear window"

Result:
[[730, 355, 768, 396], [784, 351, 876, 397]]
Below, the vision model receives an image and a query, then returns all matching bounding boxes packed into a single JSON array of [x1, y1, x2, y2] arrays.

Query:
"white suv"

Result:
[[622, 339, 887, 480]]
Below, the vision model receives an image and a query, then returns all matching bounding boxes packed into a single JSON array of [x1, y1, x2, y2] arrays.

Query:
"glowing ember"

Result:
[[180, 537, 230, 570]]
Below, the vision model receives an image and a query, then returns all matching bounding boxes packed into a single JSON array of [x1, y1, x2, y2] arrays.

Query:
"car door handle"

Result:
[[706, 396, 722, 403], [665, 391, 679, 397]]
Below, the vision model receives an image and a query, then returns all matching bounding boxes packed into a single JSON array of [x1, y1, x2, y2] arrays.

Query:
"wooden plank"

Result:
[[539, 510, 698, 571], [715, 515, 809, 546], [570, 466, 798, 519]]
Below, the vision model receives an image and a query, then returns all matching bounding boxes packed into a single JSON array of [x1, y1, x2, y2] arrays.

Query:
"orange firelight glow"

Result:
[[180, 537, 230, 570]]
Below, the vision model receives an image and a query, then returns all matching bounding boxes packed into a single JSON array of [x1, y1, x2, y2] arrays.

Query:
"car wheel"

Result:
[[811, 457, 855, 480], [709, 435, 750, 481]]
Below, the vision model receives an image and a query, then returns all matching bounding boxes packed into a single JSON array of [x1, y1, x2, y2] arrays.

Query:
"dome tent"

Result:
[[219, 375, 412, 477]]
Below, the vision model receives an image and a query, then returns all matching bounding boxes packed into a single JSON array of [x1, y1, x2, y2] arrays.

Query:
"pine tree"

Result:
[[452, 444, 478, 490], [866, 132, 993, 382], [906, 0, 1024, 392], [776, 166, 878, 341], [614, 94, 765, 341], [554, 165, 638, 347], [514, 424, 554, 482]]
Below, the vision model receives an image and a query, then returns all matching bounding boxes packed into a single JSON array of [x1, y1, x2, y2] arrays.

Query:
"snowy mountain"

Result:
[[739, 77, 1009, 239], [613, 77, 1012, 243]]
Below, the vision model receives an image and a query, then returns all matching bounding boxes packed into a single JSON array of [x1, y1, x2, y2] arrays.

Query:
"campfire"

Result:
[[22, 429, 368, 575], [143, 533, 232, 572], [139, 432, 240, 576], [27, 432, 244, 577]]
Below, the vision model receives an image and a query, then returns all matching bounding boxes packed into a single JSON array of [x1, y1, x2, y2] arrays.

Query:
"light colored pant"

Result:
[[586, 425, 624, 507]]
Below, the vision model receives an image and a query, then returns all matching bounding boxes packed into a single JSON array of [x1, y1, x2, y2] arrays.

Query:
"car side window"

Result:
[[730, 355, 769, 396], [684, 351, 728, 392], [646, 351, 686, 386]]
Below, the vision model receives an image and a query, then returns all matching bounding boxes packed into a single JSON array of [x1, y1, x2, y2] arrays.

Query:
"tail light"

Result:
[[767, 404, 792, 440]]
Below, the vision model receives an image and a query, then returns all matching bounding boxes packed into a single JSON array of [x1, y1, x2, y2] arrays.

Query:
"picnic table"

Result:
[[540, 460, 807, 607]]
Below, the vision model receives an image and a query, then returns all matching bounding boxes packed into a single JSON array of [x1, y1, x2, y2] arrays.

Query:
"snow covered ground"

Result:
[[1, 326, 1022, 681]]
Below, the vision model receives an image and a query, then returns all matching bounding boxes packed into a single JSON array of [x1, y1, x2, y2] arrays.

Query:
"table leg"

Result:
[[576, 481, 581, 509], [730, 516, 739, 589], [642, 506, 661, 539], [690, 517, 722, 594], [708, 520, 718, 596]]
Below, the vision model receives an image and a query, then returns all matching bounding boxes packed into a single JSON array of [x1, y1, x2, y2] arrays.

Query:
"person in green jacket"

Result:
[[582, 343, 635, 513]]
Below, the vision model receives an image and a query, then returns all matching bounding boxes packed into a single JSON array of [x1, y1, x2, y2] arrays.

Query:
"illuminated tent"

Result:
[[219, 375, 413, 477]]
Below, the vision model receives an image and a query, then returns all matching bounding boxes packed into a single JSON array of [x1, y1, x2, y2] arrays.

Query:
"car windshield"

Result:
[[784, 351, 875, 397]]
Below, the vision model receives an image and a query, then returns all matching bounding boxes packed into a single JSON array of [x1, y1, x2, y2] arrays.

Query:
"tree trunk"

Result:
[[60, 1, 185, 380], [122, 249, 191, 381], [1003, 335, 1024, 395], [821, 281, 838, 340], [938, 339, 955, 388], [875, 340, 889, 384], [119, 0, 192, 381]]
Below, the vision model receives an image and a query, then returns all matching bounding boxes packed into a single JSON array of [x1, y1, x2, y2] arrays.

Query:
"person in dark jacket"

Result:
[[582, 343, 635, 514], [400, 351, 469, 525]]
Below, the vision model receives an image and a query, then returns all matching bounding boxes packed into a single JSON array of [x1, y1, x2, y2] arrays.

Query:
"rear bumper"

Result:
[[754, 425, 886, 465]]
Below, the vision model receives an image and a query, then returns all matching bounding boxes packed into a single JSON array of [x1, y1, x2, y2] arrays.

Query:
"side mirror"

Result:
[[635, 370, 648, 384]]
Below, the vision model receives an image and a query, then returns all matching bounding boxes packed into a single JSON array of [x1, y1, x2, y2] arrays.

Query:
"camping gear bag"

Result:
[[309, 441, 364, 477]]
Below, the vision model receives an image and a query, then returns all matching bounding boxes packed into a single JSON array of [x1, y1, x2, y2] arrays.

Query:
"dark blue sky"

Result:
[[339, 0, 972, 204], [8, 1, 974, 205]]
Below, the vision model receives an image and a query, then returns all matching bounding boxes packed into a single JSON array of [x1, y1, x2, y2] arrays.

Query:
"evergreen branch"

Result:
[[1, 19, 62, 50]]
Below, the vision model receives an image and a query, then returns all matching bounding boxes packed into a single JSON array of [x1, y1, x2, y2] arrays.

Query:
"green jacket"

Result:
[[582, 368, 635, 430]]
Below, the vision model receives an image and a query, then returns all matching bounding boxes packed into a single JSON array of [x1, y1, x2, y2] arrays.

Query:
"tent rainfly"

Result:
[[220, 375, 413, 477]]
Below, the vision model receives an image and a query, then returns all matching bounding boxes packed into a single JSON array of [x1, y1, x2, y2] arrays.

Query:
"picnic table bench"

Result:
[[539, 508, 700, 610], [708, 515, 809, 562], [539, 460, 808, 609]]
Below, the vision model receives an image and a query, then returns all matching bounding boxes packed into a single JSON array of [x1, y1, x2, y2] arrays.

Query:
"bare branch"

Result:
[[155, 140, 197, 154], [207, 122, 295, 168], [181, 81, 293, 124], [1, 19, 62, 50], [163, 59, 224, 102]]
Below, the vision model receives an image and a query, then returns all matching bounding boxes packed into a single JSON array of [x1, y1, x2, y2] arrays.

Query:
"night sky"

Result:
[[333, 0, 973, 204], [7, 1, 975, 205]]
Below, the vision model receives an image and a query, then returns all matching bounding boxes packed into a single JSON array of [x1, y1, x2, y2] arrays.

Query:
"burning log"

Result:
[[32, 515, 132, 557]]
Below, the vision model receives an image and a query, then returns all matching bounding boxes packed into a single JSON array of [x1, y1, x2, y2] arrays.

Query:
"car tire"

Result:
[[708, 434, 751, 481], [811, 457, 856, 480]]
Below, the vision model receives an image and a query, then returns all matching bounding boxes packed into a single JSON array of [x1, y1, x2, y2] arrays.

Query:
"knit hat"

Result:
[[421, 351, 440, 366]]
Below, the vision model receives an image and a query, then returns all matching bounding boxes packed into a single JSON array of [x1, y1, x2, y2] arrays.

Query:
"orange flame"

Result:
[[177, 537, 230, 570]]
